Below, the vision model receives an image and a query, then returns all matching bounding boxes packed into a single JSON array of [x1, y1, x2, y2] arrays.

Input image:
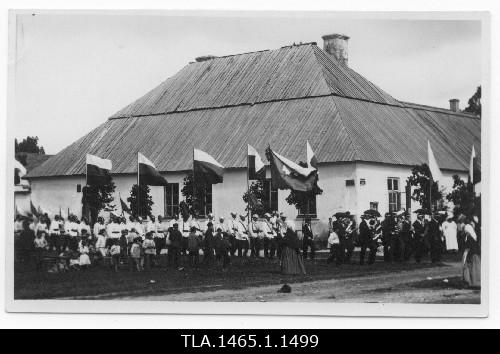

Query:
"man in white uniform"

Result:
[[235, 214, 249, 257], [442, 217, 458, 252], [262, 213, 277, 259], [228, 212, 238, 256], [249, 214, 264, 258]]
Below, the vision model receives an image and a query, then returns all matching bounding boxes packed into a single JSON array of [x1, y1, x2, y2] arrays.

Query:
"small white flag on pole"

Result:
[[469, 145, 476, 183], [427, 141, 443, 184]]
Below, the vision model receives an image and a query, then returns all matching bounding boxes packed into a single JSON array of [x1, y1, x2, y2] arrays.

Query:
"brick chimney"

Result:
[[322, 33, 349, 66], [449, 99, 460, 112]]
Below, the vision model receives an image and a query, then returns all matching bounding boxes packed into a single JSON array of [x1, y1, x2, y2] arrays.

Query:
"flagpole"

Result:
[[137, 152, 140, 218], [246, 147, 250, 229], [193, 148, 196, 217]]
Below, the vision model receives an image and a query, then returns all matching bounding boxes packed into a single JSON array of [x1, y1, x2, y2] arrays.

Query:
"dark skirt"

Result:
[[280, 246, 306, 275]]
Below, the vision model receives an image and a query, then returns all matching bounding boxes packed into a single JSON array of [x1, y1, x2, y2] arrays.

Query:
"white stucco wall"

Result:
[[355, 162, 468, 221], [27, 162, 468, 230]]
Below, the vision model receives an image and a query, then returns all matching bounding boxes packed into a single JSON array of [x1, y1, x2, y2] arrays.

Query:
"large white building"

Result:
[[24, 34, 481, 236]]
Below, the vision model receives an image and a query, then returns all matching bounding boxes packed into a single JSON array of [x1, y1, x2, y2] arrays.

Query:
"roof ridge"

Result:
[[327, 95, 362, 162], [400, 100, 480, 119]]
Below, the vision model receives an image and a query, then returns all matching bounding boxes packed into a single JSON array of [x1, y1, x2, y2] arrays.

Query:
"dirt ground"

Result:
[[118, 261, 480, 304]]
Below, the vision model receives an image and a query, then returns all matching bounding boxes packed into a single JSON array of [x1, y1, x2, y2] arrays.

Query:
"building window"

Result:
[[164, 183, 179, 218], [263, 179, 278, 213], [298, 196, 317, 218], [360, 178, 366, 186], [76, 184, 82, 193], [387, 177, 401, 213], [196, 184, 212, 217], [345, 179, 355, 186]]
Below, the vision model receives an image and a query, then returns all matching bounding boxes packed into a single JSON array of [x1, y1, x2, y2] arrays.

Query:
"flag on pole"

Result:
[[427, 141, 443, 183], [306, 141, 318, 169], [138, 153, 168, 186], [268, 148, 317, 192], [469, 145, 476, 183], [86, 154, 112, 185], [193, 149, 224, 184], [247, 144, 265, 180], [30, 200, 38, 217], [120, 197, 132, 214]]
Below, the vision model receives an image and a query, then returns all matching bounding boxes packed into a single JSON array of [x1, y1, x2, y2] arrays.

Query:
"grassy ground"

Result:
[[14, 251, 462, 300]]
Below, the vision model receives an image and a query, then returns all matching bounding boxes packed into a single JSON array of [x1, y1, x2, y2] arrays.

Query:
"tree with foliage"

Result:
[[242, 180, 266, 216], [463, 86, 481, 117], [407, 163, 443, 211], [446, 175, 478, 217], [181, 171, 211, 217], [81, 177, 116, 224], [127, 184, 154, 218], [15, 136, 45, 154]]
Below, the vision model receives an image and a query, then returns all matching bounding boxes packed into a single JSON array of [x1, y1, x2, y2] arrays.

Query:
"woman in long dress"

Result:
[[280, 220, 306, 275], [442, 217, 458, 252], [462, 217, 480, 288]]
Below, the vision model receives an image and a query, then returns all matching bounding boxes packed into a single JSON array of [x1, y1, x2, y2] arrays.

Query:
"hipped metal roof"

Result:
[[27, 43, 480, 178]]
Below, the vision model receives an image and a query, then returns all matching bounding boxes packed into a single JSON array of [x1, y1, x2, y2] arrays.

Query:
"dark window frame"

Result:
[[387, 177, 402, 213], [164, 183, 180, 218]]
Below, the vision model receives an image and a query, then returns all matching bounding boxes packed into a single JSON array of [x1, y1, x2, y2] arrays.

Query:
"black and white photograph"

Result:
[[5, 9, 489, 317]]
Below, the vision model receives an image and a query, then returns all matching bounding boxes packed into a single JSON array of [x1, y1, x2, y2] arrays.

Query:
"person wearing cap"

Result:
[[398, 212, 413, 262], [93, 216, 106, 238], [262, 213, 277, 259], [203, 221, 215, 264], [427, 213, 443, 263], [180, 212, 194, 256], [249, 214, 264, 258], [48, 215, 61, 252], [168, 223, 183, 270], [215, 216, 228, 235], [276, 212, 287, 258], [358, 214, 376, 265], [280, 220, 306, 275], [381, 212, 397, 263], [235, 214, 249, 257], [412, 212, 427, 263], [79, 217, 91, 239], [106, 215, 122, 249]]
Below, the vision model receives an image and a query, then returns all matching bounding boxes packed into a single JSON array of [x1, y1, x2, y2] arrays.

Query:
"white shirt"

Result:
[[262, 220, 276, 238], [249, 220, 263, 238], [214, 221, 228, 233], [95, 235, 107, 249], [14, 221, 24, 233], [93, 223, 105, 237], [228, 218, 238, 236], [464, 224, 478, 241], [106, 222, 122, 239], [235, 220, 249, 241], [79, 223, 91, 236], [65, 221, 79, 237], [49, 220, 61, 235]]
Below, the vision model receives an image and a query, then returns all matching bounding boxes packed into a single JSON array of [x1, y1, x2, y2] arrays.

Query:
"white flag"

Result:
[[427, 141, 443, 183], [469, 145, 476, 182]]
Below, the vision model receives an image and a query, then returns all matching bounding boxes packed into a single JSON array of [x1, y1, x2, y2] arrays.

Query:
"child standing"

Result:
[[110, 239, 121, 272], [34, 231, 48, 270], [79, 239, 91, 271], [130, 237, 143, 272], [142, 232, 156, 271], [188, 226, 200, 267]]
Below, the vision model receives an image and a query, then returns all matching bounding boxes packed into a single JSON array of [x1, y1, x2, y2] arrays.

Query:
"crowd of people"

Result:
[[325, 209, 481, 287], [14, 210, 307, 275], [14, 207, 481, 286]]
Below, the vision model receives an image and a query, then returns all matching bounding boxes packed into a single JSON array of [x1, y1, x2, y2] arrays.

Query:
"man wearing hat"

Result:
[[412, 212, 427, 263], [215, 216, 228, 235], [358, 214, 376, 265], [398, 212, 413, 262], [235, 214, 249, 257], [249, 214, 264, 258], [168, 223, 183, 270], [302, 217, 315, 260], [381, 212, 397, 262], [262, 213, 277, 259], [427, 213, 443, 263]]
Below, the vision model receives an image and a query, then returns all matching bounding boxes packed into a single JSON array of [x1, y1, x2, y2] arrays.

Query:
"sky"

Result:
[[12, 12, 482, 155]]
